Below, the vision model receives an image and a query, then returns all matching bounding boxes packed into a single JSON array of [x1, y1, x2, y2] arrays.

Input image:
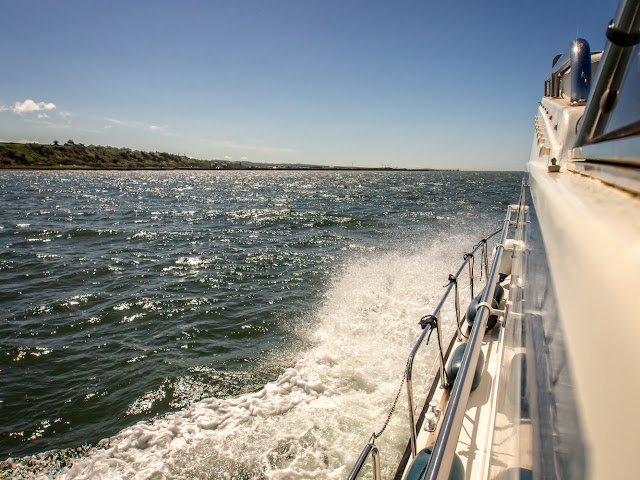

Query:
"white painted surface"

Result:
[[529, 109, 640, 478]]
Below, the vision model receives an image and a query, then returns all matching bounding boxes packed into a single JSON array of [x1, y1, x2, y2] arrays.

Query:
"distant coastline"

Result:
[[0, 142, 451, 171]]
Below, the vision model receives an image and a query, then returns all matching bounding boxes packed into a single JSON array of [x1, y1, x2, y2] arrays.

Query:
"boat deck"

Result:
[[401, 280, 530, 480]]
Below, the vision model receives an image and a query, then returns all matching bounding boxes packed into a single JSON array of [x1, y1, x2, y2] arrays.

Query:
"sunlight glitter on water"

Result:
[[0, 170, 523, 478]]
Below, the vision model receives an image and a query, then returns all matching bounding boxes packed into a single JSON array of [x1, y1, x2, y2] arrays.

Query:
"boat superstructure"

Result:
[[347, 0, 640, 478], [529, 0, 640, 476]]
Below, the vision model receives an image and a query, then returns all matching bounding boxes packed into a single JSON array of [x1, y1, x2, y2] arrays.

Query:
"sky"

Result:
[[0, 0, 618, 170]]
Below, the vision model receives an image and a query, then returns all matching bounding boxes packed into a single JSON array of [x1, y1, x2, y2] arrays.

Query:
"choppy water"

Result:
[[0, 170, 522, 479]]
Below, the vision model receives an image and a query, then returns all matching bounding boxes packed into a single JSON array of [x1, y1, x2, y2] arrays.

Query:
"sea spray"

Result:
[[55, 234, 481, 479]]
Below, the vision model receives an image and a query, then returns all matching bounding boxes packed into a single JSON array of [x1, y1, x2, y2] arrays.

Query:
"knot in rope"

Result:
[[472, 238, 487, 250], [419, 314, 437, 330], [443, 274, 457, 288]]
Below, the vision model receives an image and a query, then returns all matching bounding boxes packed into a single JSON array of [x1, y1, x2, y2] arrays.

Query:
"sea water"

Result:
[[0, 170, 522, 479]]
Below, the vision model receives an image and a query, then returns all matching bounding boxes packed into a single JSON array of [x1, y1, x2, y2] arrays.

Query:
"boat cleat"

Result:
[[424, 400, 442, 432]]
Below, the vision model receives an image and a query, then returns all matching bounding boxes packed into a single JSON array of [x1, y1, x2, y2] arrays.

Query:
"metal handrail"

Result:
[[347, 440, 381, 480], [347, 229, 500, 480], [404, 231, 498, 458], [574, 0, 640, 145], [422, 182, 526, 480]]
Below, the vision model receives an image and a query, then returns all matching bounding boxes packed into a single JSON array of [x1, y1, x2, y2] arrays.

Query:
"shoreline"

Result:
[[0, 166, 456, 172], [0, 142, 456, 172]]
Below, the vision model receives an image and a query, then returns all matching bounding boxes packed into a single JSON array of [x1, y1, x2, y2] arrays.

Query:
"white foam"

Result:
[[57, 231, 481, 479]]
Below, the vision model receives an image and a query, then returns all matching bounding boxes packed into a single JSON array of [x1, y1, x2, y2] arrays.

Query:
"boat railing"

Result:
[[422, 180, 526, 480], [347, 224, 503, 480], [347, 179, 527, 480], [348, 439, 381, 480], [404, 229, 497, 458]]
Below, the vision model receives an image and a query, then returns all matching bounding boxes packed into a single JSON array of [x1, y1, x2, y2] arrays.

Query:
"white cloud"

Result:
[[105, 117, 173, 136], [105, 117, 127, 126], [223, 155, 233, 160], [37, 113, 49, 119], [240, 156, 249, 160], [147, 124, 176, 137], [12, 99, 56, 114], [220, 140, 296, 154]]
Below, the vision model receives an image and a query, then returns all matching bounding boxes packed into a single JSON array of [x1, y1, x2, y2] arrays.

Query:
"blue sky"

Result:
[[0, 0, 617, 170]]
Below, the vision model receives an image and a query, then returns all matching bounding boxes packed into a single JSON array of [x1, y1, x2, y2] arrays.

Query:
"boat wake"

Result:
[[4, 230, 483, 480]]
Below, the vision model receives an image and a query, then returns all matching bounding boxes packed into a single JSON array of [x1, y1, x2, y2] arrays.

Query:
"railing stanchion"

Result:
[[347, 441, 381, 480], [435, 313, 446, 389], [454, 281, 462, 342], [371, 445, 381, 480], [405, 321, 436, 459], [482, 242, 488, 280], [468, 255, 474, 298], [406, 354, 417, 458]]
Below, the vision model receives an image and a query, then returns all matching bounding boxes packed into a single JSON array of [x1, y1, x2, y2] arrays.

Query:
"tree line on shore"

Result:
[[0, 141, 435, 171], [0, 141, 241, 170]]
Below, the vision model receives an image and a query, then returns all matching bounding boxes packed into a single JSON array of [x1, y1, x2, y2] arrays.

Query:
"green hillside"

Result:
[[0, 141, 430, 171], [0, 142, 238, 170]]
